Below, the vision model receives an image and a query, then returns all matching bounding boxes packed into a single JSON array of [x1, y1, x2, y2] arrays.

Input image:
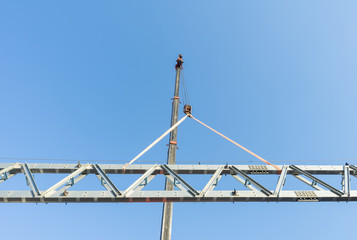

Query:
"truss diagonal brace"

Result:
[[290, 165, 343, 196], [122, 164, 157, 197], [93, 164, 121, 197], [232, 174, 258, 191], [294, 175, 324, 191], [0, 163, 19, 183], [22, 163, 40, 197], [41, 164, 90, 197], [199, 166, 224, 197], [349, 165, 357, 177], [58, 174, 87, 195], [230, 166, 272, 196], [162, 165, 198, 196]]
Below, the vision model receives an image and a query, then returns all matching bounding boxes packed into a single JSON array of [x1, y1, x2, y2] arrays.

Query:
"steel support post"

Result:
[[274, 165, 288, 196], [161, 57, 182, 240], [343, 165, 350, 197]]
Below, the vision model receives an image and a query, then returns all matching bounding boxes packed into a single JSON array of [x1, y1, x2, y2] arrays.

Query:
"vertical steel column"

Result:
[[160, 56, 182, 240]]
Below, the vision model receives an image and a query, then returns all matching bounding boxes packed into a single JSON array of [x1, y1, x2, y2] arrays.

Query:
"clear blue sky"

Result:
[[1, 1, 357, 239]]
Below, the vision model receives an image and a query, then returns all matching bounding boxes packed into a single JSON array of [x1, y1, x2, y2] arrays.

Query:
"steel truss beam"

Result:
[[0, 163, 356, 203]]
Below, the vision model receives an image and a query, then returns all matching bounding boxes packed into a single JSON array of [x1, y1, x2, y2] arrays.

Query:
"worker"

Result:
[[175, 54, 184, 69]]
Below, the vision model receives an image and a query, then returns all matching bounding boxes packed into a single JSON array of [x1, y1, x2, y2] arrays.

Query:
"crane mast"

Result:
[[160, 54, 183, 240]]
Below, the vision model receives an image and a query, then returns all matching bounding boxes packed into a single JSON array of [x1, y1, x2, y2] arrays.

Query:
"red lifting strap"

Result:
[[169, 141, 177, 145], [173, 96, 180, 100]]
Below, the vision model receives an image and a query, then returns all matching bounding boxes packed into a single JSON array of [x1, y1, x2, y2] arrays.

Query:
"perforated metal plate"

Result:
[[295, 191, 318, 202], [249, 165, 268, 174]]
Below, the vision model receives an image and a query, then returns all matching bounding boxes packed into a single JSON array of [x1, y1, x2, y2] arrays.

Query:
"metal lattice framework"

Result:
[[0, 162, 356, 203]]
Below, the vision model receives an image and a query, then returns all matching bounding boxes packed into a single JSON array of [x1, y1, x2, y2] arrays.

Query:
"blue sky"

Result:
[[1, 1, 357, 239]]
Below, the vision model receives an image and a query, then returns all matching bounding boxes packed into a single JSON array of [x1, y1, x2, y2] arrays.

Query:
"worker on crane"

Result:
[[175, 54, 183, 69]]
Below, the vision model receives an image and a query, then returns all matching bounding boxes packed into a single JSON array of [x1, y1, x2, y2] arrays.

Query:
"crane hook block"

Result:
[[183, 104, 192, 115]]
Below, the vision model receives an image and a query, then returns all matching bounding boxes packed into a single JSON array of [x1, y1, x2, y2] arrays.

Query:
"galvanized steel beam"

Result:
[[1, 163, 356, 203], [0, 163, 347, 175], [1, 190, 357, 203]]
